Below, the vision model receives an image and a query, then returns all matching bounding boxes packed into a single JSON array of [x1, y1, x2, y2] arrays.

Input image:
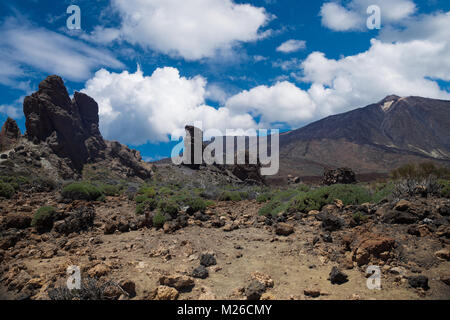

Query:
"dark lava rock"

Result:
[[323, 167, 356, 185], [245, 280, 266, 300], [318, 213, 344, 231], [54, 206, 95, 235], [408, 276, 429, 290], [2, 213, 31, 230], [192, 265, 209, 279], [200, 253, 217, 267], [383, 210, 419, 224], [328, 267, 349, 285]]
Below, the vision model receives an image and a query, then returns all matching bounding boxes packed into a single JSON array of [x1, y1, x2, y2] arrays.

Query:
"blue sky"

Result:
[[1, 0, 449, 161]]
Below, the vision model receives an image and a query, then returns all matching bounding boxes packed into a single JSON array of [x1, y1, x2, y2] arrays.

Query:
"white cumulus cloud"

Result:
[[320, 0, 417, 31], [87, 0, 271, 61], [81, 67, 257, 145], [276, 39, 306, 53]]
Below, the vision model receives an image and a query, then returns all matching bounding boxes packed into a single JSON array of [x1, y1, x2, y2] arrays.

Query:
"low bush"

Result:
[[0, 182, 15, 199], [32, 206, 57, 232], [152, 211, 166, 228], [62, 182, 102, 201], [187, 197, 209, 213], [256, 193, 272, 203], [158, 199, 179, 218], [135, 198, 158, 215], [438, 179, 450, 198], [391, 162, 450, 180], [288, 184, 371, 213], [219, 191, 247, 202], [138, 186, 156, 198], [97, 183, 121, 196]]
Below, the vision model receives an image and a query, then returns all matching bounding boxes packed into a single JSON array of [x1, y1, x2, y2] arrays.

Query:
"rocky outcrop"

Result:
[[183, 125, 204, 169], [0, 117, 21, 152], [23, 75, 106, 171], [21, 75, 152, 179], [323, 167, 356, 185]]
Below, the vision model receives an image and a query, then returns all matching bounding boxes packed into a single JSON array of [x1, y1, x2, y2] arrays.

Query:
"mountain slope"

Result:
[[278, 95, 450, 177]]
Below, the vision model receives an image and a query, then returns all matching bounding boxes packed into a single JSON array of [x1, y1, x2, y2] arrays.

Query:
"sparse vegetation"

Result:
[[438, 179, 450, 198], [0, 181, 15, 199], [152, 211, 166, 228], [62, 182, 103, 201], [158, 199, 179, 217], [32, 206, 57, 232], [391, 162, 450, 180]]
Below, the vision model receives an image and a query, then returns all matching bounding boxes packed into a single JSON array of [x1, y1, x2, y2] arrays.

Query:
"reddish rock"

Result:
[[353, 236, 396, 266]]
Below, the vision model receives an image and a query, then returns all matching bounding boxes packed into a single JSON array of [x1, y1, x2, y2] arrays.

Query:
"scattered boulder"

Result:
[[275, 222, 294, 236], [318, 212, 344, 231], [149, 285, 179, 300], [408, 275, 429, 290], [200, 253, 217, 267], [192, 265, 209, 279], [328, 267, 348, 285], [54, 206, 95, 235], [158, 275, 195, 291], [2, 213, 31, 230], [352, 236, 396, 266], [323, 167, 356, 185], [245, 280, 266, 300]]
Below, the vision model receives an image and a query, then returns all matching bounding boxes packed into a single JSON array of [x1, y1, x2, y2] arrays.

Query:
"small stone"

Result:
[[408, 275, 429, 290], [159, 275, 195, 291], [192, 265, 209, 279], [200, 253, 217, 267], [150, 285, 179, 300], [328, 266, 348, 285], [304, 289, 321, 298], [245, 280, 266, 300], [275, 223, 294, 236]]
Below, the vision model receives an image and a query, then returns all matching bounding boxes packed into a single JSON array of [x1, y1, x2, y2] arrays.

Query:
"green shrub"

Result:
[[158, 186, 174, 196], [98, 184, 120, 196], [152, 211, 166, 228], [187, 197, 208, 213], [370, 182, 394, 203], [138, 186, 156, 198], [288, 184, 371, 213], [0, 182, 15, 199], [32, 206, 57, 232], [219, 191, 243, 201], [391, 162, 450, 180], [438, 179, 450, 198], [258, 200, 289, 217], [62, 182, 102, 201], [297, 184, 310, 192], [256, 193, 271, 203], [135, 198, 158, 215], [135, 194, 149, 204], [158, 199, 179, 217]]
